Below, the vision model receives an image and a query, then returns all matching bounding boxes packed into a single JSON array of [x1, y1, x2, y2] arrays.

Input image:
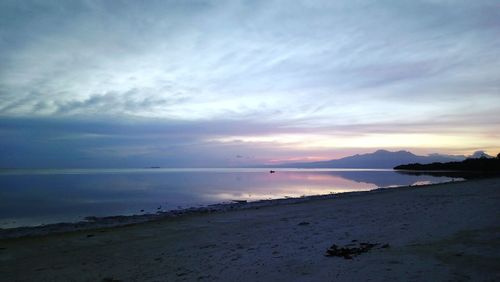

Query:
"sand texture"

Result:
[[1, 178, 499, 281]]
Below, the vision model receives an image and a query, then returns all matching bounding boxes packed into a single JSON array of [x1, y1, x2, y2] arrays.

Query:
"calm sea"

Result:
[[0, 168, 463, 228]]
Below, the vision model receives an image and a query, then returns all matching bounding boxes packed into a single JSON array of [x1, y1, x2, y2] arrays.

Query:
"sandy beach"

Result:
[[1, 178, 499, 281]]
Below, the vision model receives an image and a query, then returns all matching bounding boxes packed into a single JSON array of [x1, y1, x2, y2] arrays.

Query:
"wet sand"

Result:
[[1, 178, 499, 281]]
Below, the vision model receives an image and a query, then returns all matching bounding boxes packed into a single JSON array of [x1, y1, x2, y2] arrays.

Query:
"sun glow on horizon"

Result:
[[209, 133, 499, 155]]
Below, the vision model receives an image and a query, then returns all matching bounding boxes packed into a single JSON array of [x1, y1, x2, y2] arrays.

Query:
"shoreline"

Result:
[[1, 177, 499, 281], [0, 179, 464, 240]]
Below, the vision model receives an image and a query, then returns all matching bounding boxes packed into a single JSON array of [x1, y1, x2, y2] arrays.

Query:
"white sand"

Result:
[[1, 178, 499, 281]]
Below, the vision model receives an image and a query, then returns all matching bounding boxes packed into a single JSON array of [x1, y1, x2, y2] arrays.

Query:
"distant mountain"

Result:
[[468, 150, 493, 159], [271, 150, 466, 169]]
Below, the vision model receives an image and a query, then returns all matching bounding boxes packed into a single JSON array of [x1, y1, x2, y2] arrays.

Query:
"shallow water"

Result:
[[0, 168, 463, 228]]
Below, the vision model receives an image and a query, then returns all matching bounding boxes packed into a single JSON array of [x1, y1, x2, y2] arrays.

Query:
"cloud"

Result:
[[1, 0, 498, 119], [0, 0, 499, 166]]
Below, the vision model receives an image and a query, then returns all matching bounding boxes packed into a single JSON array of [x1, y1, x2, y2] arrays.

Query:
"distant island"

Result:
[[394, 153, 500, 172], [269, 149, 491, 169]]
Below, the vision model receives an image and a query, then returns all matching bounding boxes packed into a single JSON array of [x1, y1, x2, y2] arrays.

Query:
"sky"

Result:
[[0, 0, 499, 168]]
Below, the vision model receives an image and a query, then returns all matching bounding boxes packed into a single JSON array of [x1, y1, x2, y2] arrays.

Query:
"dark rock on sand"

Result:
[[325, 242, 380, 259]]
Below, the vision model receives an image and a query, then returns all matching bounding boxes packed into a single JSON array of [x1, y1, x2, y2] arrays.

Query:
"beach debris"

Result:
[[325, 242, 382, 259], [298, 221, 310, 226], [269, 170, 276, 173]]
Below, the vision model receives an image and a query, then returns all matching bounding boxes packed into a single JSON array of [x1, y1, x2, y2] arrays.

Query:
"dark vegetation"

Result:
[[394, 154, 500, 172]]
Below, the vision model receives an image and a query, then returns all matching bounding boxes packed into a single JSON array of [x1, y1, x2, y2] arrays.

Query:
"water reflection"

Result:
[[0, 169, 463, 228]]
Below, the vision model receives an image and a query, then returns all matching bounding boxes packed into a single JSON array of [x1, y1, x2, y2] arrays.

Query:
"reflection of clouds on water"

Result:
[[411, 181, 433, 186], [201, 172, 378, 202], [203, 170, 463, 202], [207, 184, 373, 202], [0, 169, 461, 228]]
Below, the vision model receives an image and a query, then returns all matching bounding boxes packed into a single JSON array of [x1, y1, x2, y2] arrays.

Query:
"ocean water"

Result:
[[0, 168, 463, 228]]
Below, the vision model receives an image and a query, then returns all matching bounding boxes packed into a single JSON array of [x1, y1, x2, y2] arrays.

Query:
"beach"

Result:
[[1, 177, 499, 281]]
